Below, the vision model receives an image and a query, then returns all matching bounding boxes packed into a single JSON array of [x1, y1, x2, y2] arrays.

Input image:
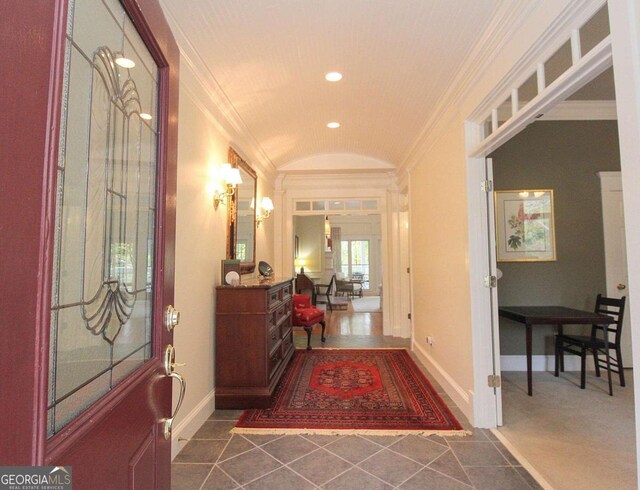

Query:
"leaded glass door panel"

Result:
[[0, 0, 184, 487]]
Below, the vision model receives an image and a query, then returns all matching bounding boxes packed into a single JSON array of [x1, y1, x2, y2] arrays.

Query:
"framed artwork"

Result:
[[495, 189, 556, 262]]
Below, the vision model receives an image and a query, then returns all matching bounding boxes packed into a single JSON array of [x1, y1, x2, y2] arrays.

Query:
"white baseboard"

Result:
[[500, 355, 594, 372], [412, 341, 473, 423], [171, 389, 216, 460]]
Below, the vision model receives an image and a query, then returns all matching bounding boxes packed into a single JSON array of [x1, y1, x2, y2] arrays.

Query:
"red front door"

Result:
[[0, 1, 180, 488]]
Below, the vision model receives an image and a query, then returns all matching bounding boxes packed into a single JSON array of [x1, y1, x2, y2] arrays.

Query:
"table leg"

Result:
[[526, 323, 533, 396]]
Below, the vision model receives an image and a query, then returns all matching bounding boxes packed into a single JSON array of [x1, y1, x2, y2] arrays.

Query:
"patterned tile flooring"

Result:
[[172, 412, 541, 490], [173, 325, 540, 489]]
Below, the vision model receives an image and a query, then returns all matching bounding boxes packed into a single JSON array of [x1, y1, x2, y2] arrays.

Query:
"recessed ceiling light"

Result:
[[115, 55, 135, 69], [140, 113, 152, 120], [325, 71, 343, 82], [327, 122, 340, 129]]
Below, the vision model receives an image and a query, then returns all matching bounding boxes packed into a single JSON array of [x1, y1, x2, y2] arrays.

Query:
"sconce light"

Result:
[[256, 196, 274, 227], [213, 163, 242, 210]]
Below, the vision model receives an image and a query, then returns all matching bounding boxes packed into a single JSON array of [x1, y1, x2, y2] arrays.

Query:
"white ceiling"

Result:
[[160, 0, 518, 171]]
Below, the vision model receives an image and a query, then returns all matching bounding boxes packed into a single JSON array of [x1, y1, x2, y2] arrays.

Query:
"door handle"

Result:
[[165, 305, 181, 331], [618, 284, 627, 290], [162, 344, 186, 440]]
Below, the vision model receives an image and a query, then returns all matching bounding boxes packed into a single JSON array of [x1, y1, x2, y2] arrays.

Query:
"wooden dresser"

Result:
[[215, 277, 295, 408]]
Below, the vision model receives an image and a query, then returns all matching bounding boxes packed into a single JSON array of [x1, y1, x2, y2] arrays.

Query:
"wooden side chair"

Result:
[[292, 294, 326, 350], [554, 294, 626, 396]]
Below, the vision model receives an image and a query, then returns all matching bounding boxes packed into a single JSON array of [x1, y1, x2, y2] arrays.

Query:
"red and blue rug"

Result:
[[233, 349, 466, 436]]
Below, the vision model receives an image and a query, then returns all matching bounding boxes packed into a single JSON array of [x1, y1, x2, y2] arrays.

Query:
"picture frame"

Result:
[[495, 189, 556, 262]]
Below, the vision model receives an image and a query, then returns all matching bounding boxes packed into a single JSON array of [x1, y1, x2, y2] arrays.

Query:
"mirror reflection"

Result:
[[227, 148, 257, 273]]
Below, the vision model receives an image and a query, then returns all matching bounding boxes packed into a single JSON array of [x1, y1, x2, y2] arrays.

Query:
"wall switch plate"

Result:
[[426, 336, 434, 345]]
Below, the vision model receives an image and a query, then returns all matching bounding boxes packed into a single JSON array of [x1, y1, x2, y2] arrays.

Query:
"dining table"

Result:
[[497, 306, 616, 396]]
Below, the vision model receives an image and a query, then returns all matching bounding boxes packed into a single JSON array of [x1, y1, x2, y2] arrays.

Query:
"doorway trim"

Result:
[[274, 172, 409, 338], [464, 0, 640, 430]]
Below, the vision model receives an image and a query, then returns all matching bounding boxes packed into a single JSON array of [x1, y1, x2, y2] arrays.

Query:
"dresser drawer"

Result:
[[281, 329, 293, 354], [274, 303, 289, 326], [268, 288, 280, 307], [268, 346, 283, 379], [267, 324, 280, 353], [281, 282, 292, 299]]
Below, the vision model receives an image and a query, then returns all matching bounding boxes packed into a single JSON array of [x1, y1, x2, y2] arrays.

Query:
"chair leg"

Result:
[[580, 348, 586, 389], [605, 349, 613, 396], [320, 320, 326, 342], [617, 346, 626, 387], [559, 342, 565, 372], [593, 348, 600, 378], [304, 326, 312, 350]]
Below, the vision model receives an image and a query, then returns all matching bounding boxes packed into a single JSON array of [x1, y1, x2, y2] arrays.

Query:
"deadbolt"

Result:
[[164, 305, 181, 331]]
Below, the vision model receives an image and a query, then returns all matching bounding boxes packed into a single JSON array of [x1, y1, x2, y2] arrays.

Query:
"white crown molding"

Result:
[[160, 0, 277, 182], [279, 172, 397, 192], [279, 153, 394, 173], [467, 0, 607, 122], [396, 0, 542, 175], [397, 0, 608, 175], [540, 100, 617, 120]]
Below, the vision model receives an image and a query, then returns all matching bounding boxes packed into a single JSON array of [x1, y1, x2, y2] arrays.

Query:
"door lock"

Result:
[[164, 305, 181, 331], [617, 284, 627, 290]]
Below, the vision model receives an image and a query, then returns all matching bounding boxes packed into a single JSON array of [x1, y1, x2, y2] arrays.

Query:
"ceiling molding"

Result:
[[397, 0, 541, 175], [278, 172, 397, 192], [279, 153, 394, 173], [397, 0, 608, 175], [159, 0, 278, 181], [467, 0, 607, 121]]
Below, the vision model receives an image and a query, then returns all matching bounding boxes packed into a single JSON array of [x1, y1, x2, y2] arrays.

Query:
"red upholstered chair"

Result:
[[292, 294, 326, 350]]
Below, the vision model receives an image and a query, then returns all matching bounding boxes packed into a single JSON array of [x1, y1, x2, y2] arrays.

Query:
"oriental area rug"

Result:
[[233, 349, 466, 436]]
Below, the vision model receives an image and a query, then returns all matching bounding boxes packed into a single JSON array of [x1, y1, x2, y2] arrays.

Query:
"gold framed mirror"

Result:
[[227, 147, 257, 274]]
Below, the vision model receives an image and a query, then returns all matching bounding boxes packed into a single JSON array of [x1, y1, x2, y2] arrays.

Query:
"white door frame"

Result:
[[598, 171, 633, 364], [466, 1, 640, 443]]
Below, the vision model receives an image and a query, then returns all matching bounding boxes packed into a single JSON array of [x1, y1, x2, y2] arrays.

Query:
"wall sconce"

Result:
[[256, 196, 274, 227], [213, 163, 242, 210]]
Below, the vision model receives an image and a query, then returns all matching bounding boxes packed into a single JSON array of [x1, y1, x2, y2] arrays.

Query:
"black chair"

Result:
[[554, 295, 626, 396], [314, 274, 348, 312]]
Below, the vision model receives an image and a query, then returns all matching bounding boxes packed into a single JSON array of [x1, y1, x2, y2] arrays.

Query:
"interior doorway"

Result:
[[293, 214, 384, 339], [470, 42, 636, 490]]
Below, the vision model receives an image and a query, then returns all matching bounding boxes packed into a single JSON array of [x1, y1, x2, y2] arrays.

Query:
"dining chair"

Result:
[[314, 274, 348, 312], [554, 294, 626, 396]]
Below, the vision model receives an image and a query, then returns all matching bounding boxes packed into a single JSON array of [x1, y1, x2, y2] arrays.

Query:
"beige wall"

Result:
[[172, 71, 274, 456], [407, 1, 571, 421], [410, 123, 474, 391], [293, 215, 325, 276]]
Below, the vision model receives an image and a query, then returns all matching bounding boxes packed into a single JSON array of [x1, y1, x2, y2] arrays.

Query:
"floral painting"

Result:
[[495, 190, 556, 262]]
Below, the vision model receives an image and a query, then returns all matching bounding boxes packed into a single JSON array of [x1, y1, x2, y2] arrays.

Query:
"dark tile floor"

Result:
[[173, 327, 540, 489], [172, 366, 540, 486], [172, 410, 541, 490]]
